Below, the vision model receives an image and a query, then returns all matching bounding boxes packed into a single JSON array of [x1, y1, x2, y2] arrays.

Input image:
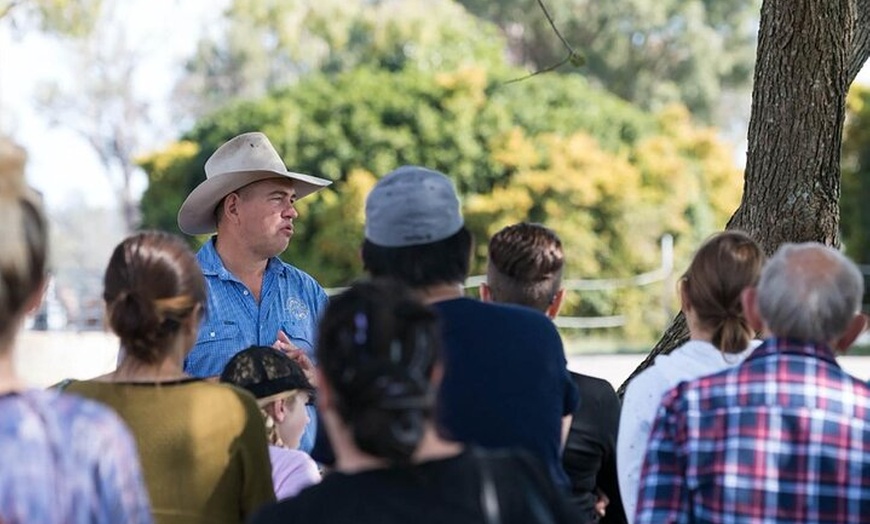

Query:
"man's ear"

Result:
[[740, 287, 764, 334], [223, 193, 241, 223], [479, 283, 492, 302], [545, 288, 566, 320], [834, 313, 868, 353]]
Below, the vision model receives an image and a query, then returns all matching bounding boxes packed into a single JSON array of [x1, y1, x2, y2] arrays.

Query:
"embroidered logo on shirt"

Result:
[[286, 298, 310, 320]]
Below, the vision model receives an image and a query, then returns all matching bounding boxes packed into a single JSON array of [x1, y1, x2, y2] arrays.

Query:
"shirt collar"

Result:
[[197, 236, 287, 281], [747, 337, 839, 366]]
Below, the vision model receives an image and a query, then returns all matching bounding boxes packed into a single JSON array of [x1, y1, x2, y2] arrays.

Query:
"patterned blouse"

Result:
[[0, 389, 152, 523]]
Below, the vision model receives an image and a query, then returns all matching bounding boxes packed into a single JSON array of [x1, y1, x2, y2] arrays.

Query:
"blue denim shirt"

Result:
[[184, 238, 328, 451]]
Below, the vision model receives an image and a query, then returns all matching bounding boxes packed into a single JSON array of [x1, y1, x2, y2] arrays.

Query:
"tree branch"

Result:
[[848, 0, 870, 85], [504, 0, 584, 84]]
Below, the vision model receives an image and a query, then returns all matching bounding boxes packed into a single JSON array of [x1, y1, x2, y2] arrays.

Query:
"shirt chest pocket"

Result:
[[196, 322, 241, 347]]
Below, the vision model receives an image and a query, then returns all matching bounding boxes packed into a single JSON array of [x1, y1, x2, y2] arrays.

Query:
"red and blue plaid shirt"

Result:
[[635, 337, 870, 524]]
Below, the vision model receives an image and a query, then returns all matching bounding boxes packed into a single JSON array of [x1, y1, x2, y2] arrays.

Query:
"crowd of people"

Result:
[[1, 131, 869, 523]]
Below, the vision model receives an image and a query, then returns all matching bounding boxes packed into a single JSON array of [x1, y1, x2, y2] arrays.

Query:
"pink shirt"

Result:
[[269, 446, 320, 500]]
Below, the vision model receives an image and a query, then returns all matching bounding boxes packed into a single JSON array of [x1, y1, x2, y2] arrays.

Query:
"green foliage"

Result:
[[141, 64, 742, 343], [464, 104, 742, 340], [1, 0, 102, 37], [841, 85, 870, 264], [455, 0, 761, 121], [175, 0, 507, 120], [137, 140, 201, 236]]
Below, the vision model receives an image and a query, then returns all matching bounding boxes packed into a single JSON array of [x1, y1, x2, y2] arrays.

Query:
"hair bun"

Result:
[[110, 290, 160, 342], [347, 369, 429, 463]]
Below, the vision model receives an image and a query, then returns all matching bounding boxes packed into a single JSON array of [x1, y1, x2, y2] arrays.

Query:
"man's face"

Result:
[[235, 178, 298, 258]]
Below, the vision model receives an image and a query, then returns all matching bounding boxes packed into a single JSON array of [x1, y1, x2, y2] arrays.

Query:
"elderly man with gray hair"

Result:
[[635, 242, 870, 524]]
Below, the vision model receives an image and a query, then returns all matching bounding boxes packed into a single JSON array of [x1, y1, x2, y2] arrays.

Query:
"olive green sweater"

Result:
[[66, 378, 275, 523]]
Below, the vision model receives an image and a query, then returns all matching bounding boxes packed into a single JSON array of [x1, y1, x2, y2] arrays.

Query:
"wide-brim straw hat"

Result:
[[177, 132, 332, 235]]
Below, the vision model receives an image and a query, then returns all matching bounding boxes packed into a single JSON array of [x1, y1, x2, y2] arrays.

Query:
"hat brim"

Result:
[[177, 169, 331, 235]]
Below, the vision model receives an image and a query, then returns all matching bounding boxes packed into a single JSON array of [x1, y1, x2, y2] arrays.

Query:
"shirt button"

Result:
[[210, 332, 215, 337], [243, 290, 249, 296]]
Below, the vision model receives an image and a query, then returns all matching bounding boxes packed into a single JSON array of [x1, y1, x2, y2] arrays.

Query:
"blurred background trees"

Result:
[[8, 0, 870, 347], [137, 0, 747, 343]]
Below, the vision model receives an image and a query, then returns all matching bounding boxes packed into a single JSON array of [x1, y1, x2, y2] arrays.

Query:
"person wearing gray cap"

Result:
[[177, 131, 331, 453], [360, 165, 579, 492]]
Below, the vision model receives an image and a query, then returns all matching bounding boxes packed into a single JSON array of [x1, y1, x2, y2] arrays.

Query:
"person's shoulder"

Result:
[[250, 476, 341, 524], [55, 379, 114, 402], [656, 367, 730, 415], [20, 388, 131, 437], [270, 446, 316, 468], [194, 380, 259, 404], [443, 298, 555, 327], [570, 372, 615, 391], [570, 373, 618, 403], [272, 257, 325, 289], [250, 495, 306, 524], [621, 361, 667, 405]]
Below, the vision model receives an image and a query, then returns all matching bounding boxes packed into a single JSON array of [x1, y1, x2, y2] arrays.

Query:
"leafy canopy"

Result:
[[141, 65, 742, 342]]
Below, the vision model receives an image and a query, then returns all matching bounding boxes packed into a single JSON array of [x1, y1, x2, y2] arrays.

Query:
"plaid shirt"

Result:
[[636, 337, 870, 524]]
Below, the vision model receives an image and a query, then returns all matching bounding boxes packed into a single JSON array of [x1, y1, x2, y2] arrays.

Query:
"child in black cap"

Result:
[[221, 346, 320, 499]]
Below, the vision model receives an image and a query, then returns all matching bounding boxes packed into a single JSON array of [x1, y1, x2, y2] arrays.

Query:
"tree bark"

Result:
[[619, 0, 864, 397]]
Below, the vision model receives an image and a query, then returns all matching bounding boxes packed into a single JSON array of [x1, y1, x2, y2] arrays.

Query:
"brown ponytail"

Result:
[[104, 231, 205, 362], [682, 231, 765, 354]]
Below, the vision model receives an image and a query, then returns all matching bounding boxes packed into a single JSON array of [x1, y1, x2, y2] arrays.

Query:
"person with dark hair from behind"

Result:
[[359, 166, 579, 492], [0, 138, 152, 523], [252, 279, 580, 524], [636, 243, 870, 523], [64, 231, 275, 523], [220, 346, 321, 499], [481, 222, 627, 524], [619, 231, 764, 522]]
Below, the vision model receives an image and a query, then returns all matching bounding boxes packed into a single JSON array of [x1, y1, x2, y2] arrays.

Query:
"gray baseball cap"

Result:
[[364, 165, 464, 247]]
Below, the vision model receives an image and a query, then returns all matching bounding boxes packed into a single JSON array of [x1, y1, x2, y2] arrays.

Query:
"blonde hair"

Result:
[[259, 390, 305, 446], [0, 137, 48, 347]]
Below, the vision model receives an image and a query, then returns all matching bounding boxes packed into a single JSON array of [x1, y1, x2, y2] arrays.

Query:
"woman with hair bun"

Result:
[[617, 230, 765, 522], [0, 138, 152, 523], [252, 278, 580, 524], [65, 231, 275, 523]]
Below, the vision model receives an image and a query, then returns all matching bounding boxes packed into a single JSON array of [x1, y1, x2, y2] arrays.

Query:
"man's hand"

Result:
[[273, 330, 317, 387]]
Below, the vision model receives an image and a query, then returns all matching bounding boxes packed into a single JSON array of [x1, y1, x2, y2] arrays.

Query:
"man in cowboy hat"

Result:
[[177, 132, 331, 450]]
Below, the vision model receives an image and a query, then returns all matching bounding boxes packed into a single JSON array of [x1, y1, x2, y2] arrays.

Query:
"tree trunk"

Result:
[[619, 0, 866, 397]]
